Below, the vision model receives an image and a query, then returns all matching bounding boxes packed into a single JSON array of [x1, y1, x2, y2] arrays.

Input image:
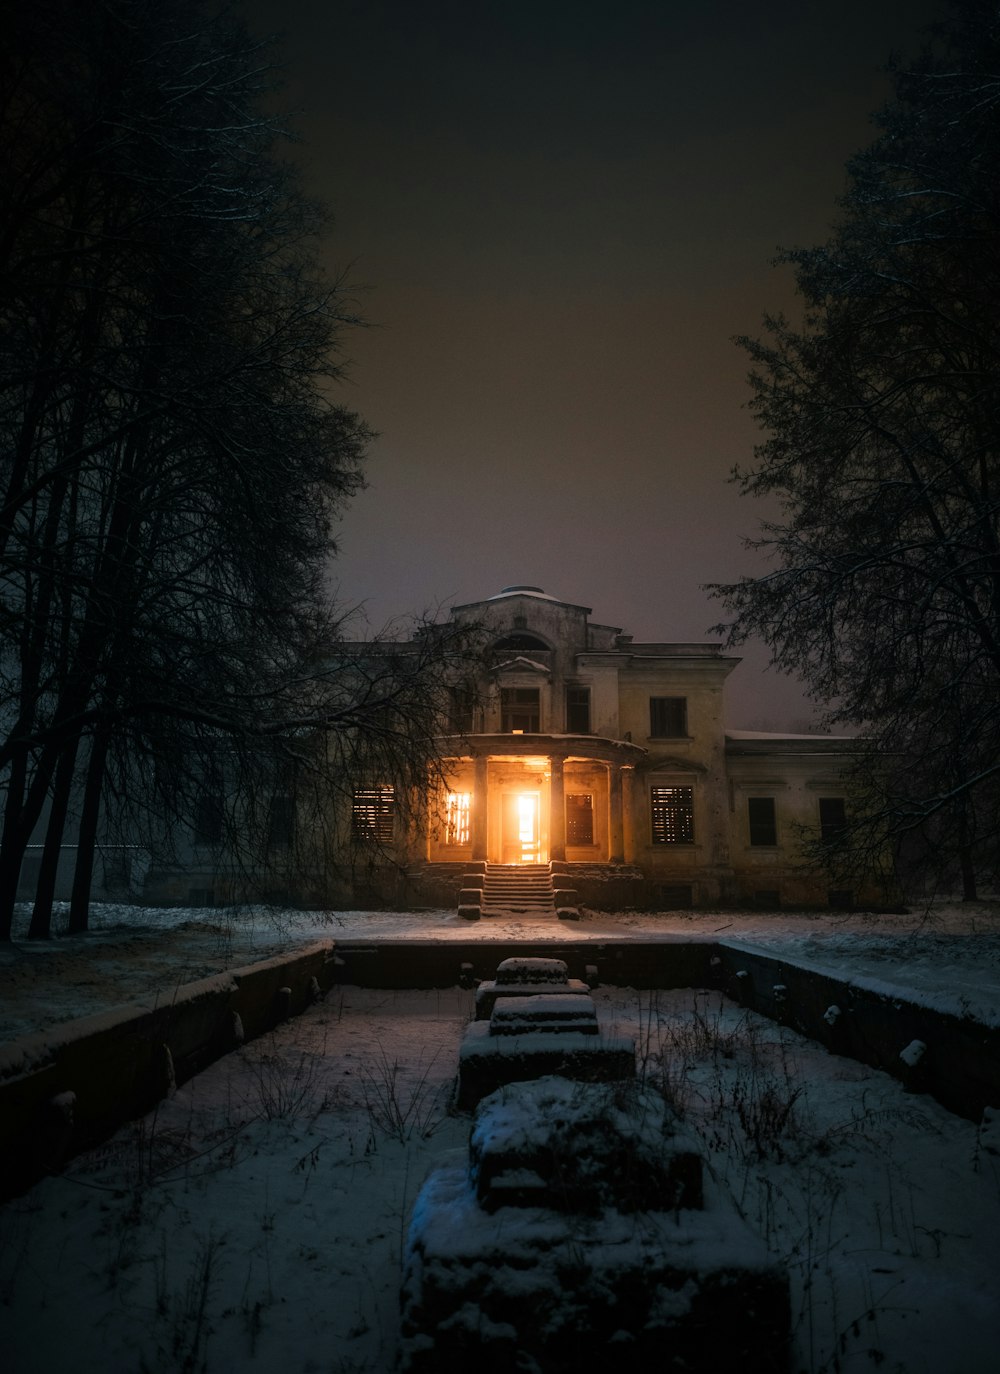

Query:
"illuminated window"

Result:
[[352, 786, 395, 843], [651, 785, 694, 844], [566, 793, 594, 845], [565, 686, 590, 733], [650, 697, 687, 737], [747, 797, 777, 846], [501, 687, 540, 732], [446, 792, 471, 846]]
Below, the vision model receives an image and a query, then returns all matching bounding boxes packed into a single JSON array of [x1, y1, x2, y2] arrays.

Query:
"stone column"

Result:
[[548, 755, 566, 862], [471, 754, 488, 862], [622, 765, 636, 863], [609, 763, 624, 863]]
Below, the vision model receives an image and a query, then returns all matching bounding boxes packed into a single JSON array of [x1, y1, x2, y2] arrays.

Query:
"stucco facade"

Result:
[[402, 586, 864, 909]]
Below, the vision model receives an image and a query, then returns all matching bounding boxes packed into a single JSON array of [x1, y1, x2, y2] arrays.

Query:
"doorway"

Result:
[[501, 790, 544, 864]]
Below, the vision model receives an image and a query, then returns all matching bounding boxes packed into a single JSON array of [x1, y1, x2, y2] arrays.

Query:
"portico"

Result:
[[431, 734, 645, 866]]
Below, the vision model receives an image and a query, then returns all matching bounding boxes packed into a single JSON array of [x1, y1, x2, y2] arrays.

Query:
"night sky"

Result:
[[243, 0, 943, 726]]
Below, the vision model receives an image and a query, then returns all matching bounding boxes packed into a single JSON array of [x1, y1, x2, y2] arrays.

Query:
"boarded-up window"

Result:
[[352, 786, 395, 843], [565, 686, 590, 733], [500, 687, 540, 732], [651, 785, 694, 844], [819, 797, 847, 841], [748, 797, 777, 846], [649, 697, 687, 737], [566, 793, 594, 845]]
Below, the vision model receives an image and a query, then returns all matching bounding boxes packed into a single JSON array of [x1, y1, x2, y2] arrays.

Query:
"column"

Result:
[[548, 755, 566, 862], [471, 754, 488, 862], [609, 763, 625, 863]]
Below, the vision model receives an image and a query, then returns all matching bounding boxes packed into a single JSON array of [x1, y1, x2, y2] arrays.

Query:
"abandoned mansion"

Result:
[[143, 583, 864, 913]]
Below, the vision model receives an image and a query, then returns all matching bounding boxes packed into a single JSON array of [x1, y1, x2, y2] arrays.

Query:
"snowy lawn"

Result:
[[2, 898, 1000, 1041], [2, 982, 998, 1373]]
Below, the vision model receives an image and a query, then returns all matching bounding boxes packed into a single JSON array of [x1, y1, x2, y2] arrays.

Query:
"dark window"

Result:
[[448, 684, 475, 734], [565, 686, 591, 733], [267, 794, 295, 849], [501, 687, 540, 732], [493, 633, 548, 651], [193, 791, 223, 844], [819, 797, 847, 841], [352, 786, 395, 843], [566, 793, 594, 845], [828, 888, 853, 910], [748, 797, 777, 846], [649, 697, 687, 737], [651, 785, 694, 844]]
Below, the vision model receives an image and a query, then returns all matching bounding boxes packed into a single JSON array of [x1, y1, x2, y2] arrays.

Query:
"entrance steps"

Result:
[[482, 863, 555, 916], [457, 863, 581, 920]]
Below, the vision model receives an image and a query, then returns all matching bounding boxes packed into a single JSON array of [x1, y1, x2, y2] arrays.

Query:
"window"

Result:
[[565, 686, 591, 733], [446, 792, 471, 846], [267, 794, 295, 849], [747, 797, 777, 846], [649, 697, 687, 738], [193, 790, 223, 845], [819, 797, 847, 841], [493, 633, 548, 651], [447, 684, 475, 734], [352, 785, 395, 843], [651, 785, 694, 844], [500, 687, 540, 732], [566, 793, 594, 845]]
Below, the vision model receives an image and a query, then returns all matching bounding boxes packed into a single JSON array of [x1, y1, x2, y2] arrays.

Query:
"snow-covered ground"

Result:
[[1, 980, 998, 1373], [2, 898, 1000, 1042], [1, 901, 999, 1373]]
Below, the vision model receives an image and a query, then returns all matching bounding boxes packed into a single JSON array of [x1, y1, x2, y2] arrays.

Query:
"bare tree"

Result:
[[0, 1, 474, 935], [709, 1, 1000, 897]]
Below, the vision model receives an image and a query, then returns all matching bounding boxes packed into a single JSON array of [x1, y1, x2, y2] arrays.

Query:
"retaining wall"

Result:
[[0, 940, 338, 1201], [1, 935, 997, 1202]]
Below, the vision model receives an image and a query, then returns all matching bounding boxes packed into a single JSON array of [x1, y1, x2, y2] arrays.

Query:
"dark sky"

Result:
[[244, 0, 943, 727]]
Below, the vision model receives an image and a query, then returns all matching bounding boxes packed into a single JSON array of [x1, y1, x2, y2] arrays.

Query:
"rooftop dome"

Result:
[[488, 585, 562, 602]]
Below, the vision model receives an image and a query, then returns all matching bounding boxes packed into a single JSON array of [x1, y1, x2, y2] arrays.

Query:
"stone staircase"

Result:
[[482, 863, 555, 916]]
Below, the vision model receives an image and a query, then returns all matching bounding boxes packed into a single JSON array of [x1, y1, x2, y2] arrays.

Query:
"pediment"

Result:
[[491, 656, 551, 675]]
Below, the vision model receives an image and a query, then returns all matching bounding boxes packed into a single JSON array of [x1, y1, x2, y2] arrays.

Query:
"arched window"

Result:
[[492, 633, 548, 651]]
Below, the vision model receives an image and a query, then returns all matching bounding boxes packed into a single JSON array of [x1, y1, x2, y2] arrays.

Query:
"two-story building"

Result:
[[376, 584, 865, 910]]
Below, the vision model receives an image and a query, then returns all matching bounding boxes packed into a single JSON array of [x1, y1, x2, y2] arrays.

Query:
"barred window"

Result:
[[446, 792, 471, 846], [566, 793, 594, 845], [649, 697, 687, 737], [651, 785, 694, 844], [747, 797, 777, 846], [819, 797, 847, 841], [352, 786, 395, 843], [565, 686, 591, 733]]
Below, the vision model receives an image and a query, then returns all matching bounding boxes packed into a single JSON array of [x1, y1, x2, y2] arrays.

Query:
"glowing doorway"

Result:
[[502, 790, 543, 863]]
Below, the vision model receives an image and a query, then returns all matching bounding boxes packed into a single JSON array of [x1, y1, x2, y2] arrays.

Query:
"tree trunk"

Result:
[[69, 729, 110, 934], [28, 742, 80, 939]]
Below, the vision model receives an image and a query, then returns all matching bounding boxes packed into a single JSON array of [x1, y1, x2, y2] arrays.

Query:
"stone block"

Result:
[[488, 994, 599, 1037], [470, 1076, 703, 1213], [475, 977, 590, 1019], [456, 1021, 635, 1110], [400, 1167, 790, 1373]]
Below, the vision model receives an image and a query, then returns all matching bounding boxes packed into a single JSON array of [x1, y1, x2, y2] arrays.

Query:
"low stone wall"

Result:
[[334, 938, 1000, 1122], [0, 940, 338, 1201]]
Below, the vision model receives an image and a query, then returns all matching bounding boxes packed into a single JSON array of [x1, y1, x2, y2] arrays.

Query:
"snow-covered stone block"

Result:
[[399, 1166, 790, 1373], [475, 959, 589, 1018], [470, 1076, 702, 1213], [488, 994, 598, 1037], [456, 1021, 635, 1110], [496, 957, 570, 985]]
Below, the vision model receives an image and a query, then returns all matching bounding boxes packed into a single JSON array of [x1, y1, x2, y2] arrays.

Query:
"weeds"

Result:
[[242, 1037, 331, 1121], [358, 1042, 447, 1142]]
